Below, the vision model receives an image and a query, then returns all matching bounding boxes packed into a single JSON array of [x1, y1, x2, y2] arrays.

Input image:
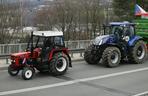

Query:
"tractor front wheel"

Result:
[[22, 67, 35, 80], [84, 45, 99, 64], [102, 47, 121, 68], [8, 65, 19, 76], [49, 53, 69, 76], [128, 40, 147, 64]]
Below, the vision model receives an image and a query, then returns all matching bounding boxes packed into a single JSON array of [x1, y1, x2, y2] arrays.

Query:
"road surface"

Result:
[[0, 60, 148, 96]]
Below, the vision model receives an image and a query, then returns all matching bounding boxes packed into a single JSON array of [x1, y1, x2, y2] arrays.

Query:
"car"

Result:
[[8, 31, 72, 80]]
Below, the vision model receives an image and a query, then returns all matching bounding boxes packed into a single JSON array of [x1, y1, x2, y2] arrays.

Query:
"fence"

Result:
[[0, 40, 92, 55]]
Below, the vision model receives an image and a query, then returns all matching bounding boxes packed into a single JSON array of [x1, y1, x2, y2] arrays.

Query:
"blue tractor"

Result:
[[84, 22, 147, 67]]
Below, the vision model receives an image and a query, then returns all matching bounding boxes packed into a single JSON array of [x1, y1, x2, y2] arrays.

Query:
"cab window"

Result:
[[54, 37, 64, 46]]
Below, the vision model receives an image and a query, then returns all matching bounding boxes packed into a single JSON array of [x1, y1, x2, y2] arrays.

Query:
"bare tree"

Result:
[[0, 1, 21, 44], [33, 0, 106, 40]]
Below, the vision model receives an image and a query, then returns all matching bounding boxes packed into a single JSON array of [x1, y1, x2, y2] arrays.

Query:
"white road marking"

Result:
[[1, 67, 148, 95], [133, 91, 148, 96]]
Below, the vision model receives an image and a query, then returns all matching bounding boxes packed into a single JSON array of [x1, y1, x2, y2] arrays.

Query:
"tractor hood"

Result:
[[93, 35, 115, 45], [11, 52, 31, 58], [11, 48, 41, 59]]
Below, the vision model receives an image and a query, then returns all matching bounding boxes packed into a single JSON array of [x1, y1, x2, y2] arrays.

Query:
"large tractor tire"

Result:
[[84, 45, 99, 64], [8, 65, 19, 76], [49, 52, 69, 76], [101, 47, 121, 68], [128, 40, 147, 64]]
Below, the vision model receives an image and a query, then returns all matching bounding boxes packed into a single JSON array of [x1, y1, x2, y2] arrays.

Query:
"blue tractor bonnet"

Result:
[[93, 35, 116, 45]]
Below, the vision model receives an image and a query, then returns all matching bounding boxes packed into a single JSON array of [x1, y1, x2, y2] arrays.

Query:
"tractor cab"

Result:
[[27, 31, 65, 60], [111, 22, 135, 41], [103, 22, 135, 42]]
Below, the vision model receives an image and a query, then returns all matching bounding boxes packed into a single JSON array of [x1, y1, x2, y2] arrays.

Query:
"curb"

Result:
[[0, 58, 84, 71], [72, 58, 84, 62]]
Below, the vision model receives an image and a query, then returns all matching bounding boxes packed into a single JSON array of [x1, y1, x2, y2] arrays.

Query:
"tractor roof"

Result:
[[33, 31, 63, 37], [109, 22, 135, 26]]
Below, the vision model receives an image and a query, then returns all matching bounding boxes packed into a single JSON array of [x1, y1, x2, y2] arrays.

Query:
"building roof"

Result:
[[33, 31, 63, 37]]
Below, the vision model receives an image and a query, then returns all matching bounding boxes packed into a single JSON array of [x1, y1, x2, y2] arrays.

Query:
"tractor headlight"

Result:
[[93, 39, 103, 45], [98, 39, 103, 45], [11, 59, 15, 64]]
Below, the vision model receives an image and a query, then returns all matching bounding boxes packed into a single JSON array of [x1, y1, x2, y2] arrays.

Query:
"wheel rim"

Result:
[[56, 57, 67, 72], [11, 70, 18, 74], [25, 70, 32, 79], [110, 51, 119, 64], [9, 66, 18, 75], [136, 45, 145, 60]]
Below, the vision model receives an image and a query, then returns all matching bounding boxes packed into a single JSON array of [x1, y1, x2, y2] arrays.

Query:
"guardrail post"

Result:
[[78, 41, 80, 49], [8, 45, 11, 55], [6, 58, 9, 64], [71, 52, 74, 58], [19, 44, 21, 52], [1, 45, 5, 54], [80, 52, 83, 57]]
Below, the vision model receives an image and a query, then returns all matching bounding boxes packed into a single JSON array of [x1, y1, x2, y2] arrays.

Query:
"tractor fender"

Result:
[[49, 48, 72, 67], [128, 36, 143, 47]]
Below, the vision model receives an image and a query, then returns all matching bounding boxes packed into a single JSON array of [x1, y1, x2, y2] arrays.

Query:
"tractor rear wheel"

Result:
[[102, 47, 121, 68], [128, 40, 147, 64], [84, 45, 99, 64], [49, 52, 69, 76]]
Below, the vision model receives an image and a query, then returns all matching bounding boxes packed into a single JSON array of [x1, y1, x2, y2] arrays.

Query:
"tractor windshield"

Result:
[[26, 36, 45, 50], [103, 26, 123, 35], [103, 25, 135, 38], [111, 26, 135, 38]]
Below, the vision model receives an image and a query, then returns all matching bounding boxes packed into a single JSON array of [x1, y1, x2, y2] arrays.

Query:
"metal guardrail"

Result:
[[0, 48, 85, 64], [0, 40, 89, 64], [0, 40, 91, 55], [69, 48, 85, 58], [0, 48, 85, 58], [0, 54, 10, 58]]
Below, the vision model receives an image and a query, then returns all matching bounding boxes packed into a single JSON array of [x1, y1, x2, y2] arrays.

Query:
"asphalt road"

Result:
[[0, 60, 148, 96]]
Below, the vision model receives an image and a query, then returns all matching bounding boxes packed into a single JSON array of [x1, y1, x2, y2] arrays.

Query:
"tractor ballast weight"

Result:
[[84, 22, 147, 67], [8, 31, 72, 80]]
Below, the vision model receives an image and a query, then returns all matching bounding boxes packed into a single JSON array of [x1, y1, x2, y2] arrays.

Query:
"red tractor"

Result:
[[8, 31, 72, 80]]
